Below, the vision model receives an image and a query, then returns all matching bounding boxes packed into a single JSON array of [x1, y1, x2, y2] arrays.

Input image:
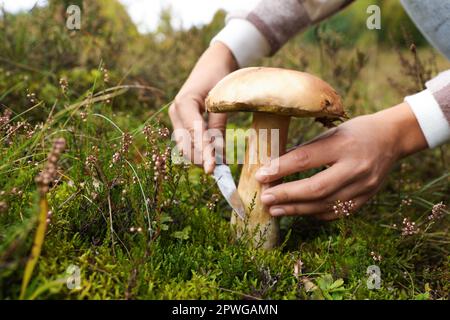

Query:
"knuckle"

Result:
[[175, 93, 203, 109], [309, 179, 327, 198], [293, 148, 310, 169], [168, 103, 177, 118], [172, 95, 189, 114], [361, 161, 373, 175], [338, 131, 358, 150], [173, 95, 185, 110], [173, 94, 185, 107], [366, 176, 379, 190], [277, 189, 291, 203], [358, 160, 372, 176]]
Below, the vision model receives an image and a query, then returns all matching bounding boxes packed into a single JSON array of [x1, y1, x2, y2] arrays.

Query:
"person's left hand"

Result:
[[254, 102, 428, 220]]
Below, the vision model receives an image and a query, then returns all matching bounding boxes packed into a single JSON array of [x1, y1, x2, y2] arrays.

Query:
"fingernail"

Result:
[[270, 207, 285, 216], [255, 168, 270, 181], [261, 193, 276, 204]]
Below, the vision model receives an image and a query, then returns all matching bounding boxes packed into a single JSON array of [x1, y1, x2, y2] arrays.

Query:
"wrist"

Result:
[[210, 19, 271, 67], [208, 41, 238, 74], [179, 42, 237, 100], [405, 89, 450, 148], [373, 102, 428, 159]]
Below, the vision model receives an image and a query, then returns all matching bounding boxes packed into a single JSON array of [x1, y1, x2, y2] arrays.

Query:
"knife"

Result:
[[213, 162, 246, 220]]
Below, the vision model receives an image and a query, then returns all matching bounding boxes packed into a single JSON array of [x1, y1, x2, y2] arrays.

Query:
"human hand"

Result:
[[168, 42, 237, 173], [255, 102, 428, 220]]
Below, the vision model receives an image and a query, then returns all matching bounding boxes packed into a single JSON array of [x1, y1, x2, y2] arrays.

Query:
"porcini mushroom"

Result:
[[205, 67, 345, 249]]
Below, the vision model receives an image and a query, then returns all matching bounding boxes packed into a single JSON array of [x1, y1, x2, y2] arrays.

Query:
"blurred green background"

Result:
[[1, 0, 449, 300], [0, 0, 443, 119]]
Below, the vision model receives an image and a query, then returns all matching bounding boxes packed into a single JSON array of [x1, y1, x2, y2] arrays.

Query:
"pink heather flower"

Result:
[[26, 91, 37, 104], [0, 109, 12, 127], [35, 138, 66, 195], [120, 132, 132, 154], [143, 124, 170, 144], [206, 194, 220, 211], [428, 202, 446, 221], [59, 78, 68, 93], [100, 66, 110, 83], [158, 127, 170, 138], [85, 154, 98, 171], [112, 151, 121, 164], [401, 198, 413, 206], [401, 217, 419, 236], [80, 111, 88, 121], [151, 146, 171, 181], [333, 200, 356, 217], [46, 210, 53, 225], [370, 251, 382, 262], [111, 133, 133, 165], [293, 259, 304, 278]]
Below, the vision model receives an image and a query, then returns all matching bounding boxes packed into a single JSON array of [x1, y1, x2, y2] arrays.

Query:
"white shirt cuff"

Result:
[[405, 89, 450, 148], [210, 19, 271, 68]]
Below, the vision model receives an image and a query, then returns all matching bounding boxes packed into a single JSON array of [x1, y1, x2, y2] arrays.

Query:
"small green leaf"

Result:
[[317, 274, 334, 290], [160, 214, 173, 223], [160, 224, 169, 231], [171, 226, 191, 240], [329, 278, 344, 290]]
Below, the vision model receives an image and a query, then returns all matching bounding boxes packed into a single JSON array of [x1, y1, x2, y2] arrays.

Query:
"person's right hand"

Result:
[[168, 42, 237, 173]]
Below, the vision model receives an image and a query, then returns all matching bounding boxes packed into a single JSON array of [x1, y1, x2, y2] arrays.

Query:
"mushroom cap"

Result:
[[205, 67, 345, 118]]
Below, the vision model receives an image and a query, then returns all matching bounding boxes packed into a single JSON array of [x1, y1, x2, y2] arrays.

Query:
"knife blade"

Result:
[[213, 164, 246, 220]]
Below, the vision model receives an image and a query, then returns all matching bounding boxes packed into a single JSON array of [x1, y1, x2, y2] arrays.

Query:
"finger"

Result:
[[169, 103, 202, 163], [269, 193, 370, 220], [255, 132, 340, 183], [286, 127, 338, 153], [261, 162, 355, 205], [267, 181, 371, 216], [169, 104, 192, 159], [172, 96, 207, 165], [203, 112, 227, 173]]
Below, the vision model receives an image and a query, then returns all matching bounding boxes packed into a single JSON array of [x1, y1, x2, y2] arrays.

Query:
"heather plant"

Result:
[[0, 1, 449, 300]]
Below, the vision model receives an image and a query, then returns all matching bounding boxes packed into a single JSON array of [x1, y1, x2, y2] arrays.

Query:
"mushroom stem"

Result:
[[233, 112, 290, 249]]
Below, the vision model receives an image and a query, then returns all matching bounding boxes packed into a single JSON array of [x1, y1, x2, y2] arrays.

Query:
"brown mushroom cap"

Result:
[[205, 67, 345, 118]]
